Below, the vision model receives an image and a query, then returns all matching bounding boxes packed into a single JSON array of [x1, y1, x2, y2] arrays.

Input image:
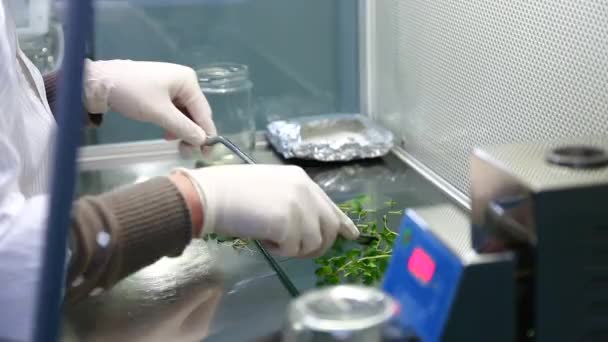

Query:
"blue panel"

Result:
[[382, 209, 464, 342]]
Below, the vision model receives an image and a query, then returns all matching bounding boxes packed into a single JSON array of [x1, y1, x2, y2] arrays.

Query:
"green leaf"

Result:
[[327, 275, 340, 285], [351, 200, 363, 213], [369, 222, 378, 233], [371, 239, 381, 250], [314, 258, 326, 265], [346, 249, 361, 259], [352, 194, 370, 203], [365, 249, 380, 257], [315, 266, 333, 276], [378, 259, 388, 274], [381, 231, 396, 243], [331, 256, 347, 268], [361, 225, 373, 235], [363, 275, 375, 285]]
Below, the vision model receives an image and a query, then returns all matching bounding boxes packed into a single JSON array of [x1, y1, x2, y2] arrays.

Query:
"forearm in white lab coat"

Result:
[[0, 194, 51, 342]]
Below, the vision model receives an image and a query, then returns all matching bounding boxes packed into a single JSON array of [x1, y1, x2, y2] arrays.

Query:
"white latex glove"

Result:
[[174, 165, 360, 257], [84, 59, 216, 146]]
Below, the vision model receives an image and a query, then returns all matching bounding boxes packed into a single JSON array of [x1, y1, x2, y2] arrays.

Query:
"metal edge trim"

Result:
[[79, 140, 179, 160], [78, 134, 270, 168], [78, 140, 182, 170], [391, 146, 472, 212]]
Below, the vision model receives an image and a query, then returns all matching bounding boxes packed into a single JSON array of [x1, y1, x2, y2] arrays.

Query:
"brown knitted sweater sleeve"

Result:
[[66, 177, 193, 303], [42, 70, 103, 126]]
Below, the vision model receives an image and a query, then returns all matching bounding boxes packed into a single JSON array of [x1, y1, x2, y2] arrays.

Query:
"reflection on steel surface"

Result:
[[64, 241, 292, 341]]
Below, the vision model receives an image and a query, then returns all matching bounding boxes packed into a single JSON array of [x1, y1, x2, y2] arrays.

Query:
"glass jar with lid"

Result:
[[197, 63, 254, 164], [282, 285, 400, 341]]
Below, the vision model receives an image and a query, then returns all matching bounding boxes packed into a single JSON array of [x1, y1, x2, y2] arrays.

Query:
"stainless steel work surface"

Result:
[[63, 241, 290, 342], [62, 140, 449, 341]]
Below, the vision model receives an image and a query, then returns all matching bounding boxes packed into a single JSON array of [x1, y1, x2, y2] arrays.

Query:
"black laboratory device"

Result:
[[381, 137, 608, 342]]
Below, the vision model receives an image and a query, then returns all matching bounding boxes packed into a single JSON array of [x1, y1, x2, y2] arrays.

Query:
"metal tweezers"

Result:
[[203, 136, 300, 297], [203, 136, 378, 296]]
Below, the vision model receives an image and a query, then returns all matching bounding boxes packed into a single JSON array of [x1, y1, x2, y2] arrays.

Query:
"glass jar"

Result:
[[282, 285, 399, 342], [19, 21, 64, 74], [197, 63, 254, 164]]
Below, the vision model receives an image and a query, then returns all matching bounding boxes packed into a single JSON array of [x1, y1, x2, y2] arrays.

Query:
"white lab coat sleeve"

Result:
[[0, 133, 51, 342], [0, 5, 54, 340]]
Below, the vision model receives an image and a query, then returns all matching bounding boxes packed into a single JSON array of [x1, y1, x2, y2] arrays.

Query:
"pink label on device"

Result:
[[407, 247, 436, 284]]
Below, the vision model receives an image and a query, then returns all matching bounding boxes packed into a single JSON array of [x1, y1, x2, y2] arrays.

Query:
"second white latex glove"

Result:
[[84, 59, 217, 146], [175, 165, 360, 258]]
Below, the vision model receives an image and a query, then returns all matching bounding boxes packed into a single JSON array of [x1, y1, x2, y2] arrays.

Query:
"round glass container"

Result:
[[283, 285, 398, 342], [198, 63, 254, 164]]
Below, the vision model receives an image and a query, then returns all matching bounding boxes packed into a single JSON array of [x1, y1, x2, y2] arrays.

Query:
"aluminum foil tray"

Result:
[[266, 114, 394, 162]]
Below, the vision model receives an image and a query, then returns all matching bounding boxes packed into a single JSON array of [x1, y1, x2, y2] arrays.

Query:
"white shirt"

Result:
[[0, 1, 57, 340]]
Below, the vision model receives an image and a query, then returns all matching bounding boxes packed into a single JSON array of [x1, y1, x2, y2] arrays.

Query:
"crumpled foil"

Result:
[[266, 114, 394, 161]]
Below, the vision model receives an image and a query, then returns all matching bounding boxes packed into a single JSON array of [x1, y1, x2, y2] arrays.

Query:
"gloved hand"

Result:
[[174, 165, 360, 257], [84, 59, 216, 146]]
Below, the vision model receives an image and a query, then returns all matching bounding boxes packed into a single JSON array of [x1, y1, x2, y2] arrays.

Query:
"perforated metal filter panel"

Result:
[[411, 204, 472, 259], [368, 0, 608, 199]]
